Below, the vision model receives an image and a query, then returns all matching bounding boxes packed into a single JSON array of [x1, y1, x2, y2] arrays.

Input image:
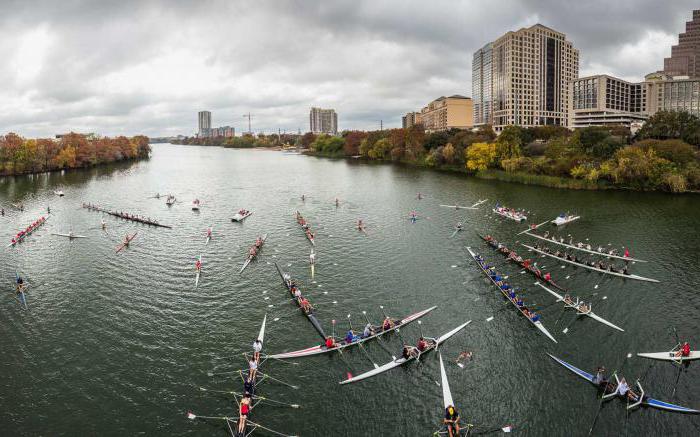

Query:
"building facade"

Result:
[[416, 95, 473, 132], [472, 43, 493, 126], [309, 107, 338, 135], [490, 24, 579, 132], [210, 126, 235, 138], [664, 10, 700, 78], [644, 72, 700, 117], [402, 111, 419, 128], [569, 75, 648, 128], [198, 111, 211, 136]]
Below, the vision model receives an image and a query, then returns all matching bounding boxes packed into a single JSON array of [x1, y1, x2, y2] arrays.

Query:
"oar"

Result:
[[588, 353, 632, 436], [518, 220, 548, 235], [246, 419, 299, 437], [256, 371, 299, 390], [348, 314, 378, 369]]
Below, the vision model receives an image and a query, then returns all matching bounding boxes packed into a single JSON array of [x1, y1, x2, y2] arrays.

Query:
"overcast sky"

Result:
[[0, 0, 696, 138]]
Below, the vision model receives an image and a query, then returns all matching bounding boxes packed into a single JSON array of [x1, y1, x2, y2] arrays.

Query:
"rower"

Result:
[[592, 366, 607, 386], [676, 342, 691, 358], [243, 375, 255, 396], [238, 395, 252, 435], [335, 198, 339, 207], [195, 259, 202, 271], [345, 330, 356, 344], [382, 316, 395, 331], [403, 345, 419, 359], [252, 338, 262, 362], [16, 275, 25, 293], [301, 194, 305, 201], [444, 404, 461, 437], [324, 336, 337, 349], [363, 323, 374, 338], [416, 337, 429, 352], [292, 286, 302, 300], [299, 297, 313, 313], [616, 377, 640, 402], [248, 357, 258, 381], [455, 351, 473, 366]]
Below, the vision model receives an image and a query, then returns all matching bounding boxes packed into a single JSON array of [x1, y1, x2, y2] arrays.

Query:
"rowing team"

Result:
[[114, 212, 157, 224], [494, 205, 526, 219], [478, 258, 542, 322], [248, 237, 264, 257], [10, 216, 47, 244], [592, 367, 643, 402], [285, 275, 315, 314], [238, 336, 264, 436], [534, 243, 630, 274], [483, 235, 553, 282], [542, 231, 632, 258], [296, 213, 308, 227], [402, 336, 437, 359], [326, 317, 398, 348]]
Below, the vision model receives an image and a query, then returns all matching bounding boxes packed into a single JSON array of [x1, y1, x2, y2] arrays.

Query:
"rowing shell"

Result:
[[267, 306, 437, 359], [493, 208, 527, 222], [240, 234, 268, 274], [115, 232, 137, 253], [439, 353, 453, 409], [195, 255, 202, 287], [547, 354, 699, 413], [534, 282, 624, 332], [521, 244, 658, 283], [206, 226, 212, 245], [637, 351, 700, 362], [471, 199, 488, 208], [524, 231, 647, 263], [467, 247, 557, 343], [552, 215, 580, 226], [13, 273, 28, 309], [231, 211, 252, 222], [440, 204, 478, 210], [51, 233, 88, 239], [339, 321, 471, 385], [274, 263, 327, 340]]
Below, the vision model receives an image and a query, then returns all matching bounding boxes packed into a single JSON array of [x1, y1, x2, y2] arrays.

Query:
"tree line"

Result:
[[306, 111, 700, 193], [0, 132, 151, 176]]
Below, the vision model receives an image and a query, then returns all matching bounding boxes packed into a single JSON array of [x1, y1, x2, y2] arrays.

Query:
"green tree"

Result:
[[636, 110, 700, 147]]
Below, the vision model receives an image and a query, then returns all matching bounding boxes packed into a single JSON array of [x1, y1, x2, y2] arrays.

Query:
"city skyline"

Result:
[[0, 0, 697, 137]]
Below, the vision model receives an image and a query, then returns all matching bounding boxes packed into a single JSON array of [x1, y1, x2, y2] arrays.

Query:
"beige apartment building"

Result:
[[490, 24, 579, 132], [414, 95, 473, 132]]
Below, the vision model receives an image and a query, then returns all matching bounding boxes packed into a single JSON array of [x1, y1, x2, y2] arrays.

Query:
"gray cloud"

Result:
[[0, 0, 696, 137]]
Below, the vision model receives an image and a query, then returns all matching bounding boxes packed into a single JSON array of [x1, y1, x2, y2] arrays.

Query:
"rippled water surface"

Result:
[[1, 144, 699, 436]]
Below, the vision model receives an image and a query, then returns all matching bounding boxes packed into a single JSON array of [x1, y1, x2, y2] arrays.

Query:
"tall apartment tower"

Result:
[[309, 107, 338, 135], [198, 111, 212, 136], [491, 24, 579, 132], [664, 10, 700, 78], [472, 43, 493, 126]]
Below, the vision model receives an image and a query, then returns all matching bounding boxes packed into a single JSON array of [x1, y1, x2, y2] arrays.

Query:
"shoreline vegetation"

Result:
[[174, 110, 699, 193], [0, 133, 151, 177]]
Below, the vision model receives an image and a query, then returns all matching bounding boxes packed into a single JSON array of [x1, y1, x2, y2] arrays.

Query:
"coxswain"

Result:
[[382, 315, 395, 331], [252, 338, 262, 362], [248, 357, 258, 380], [237, 395, 251, 435], [676, 342, 691, 358], [444, 404, 461, 437]]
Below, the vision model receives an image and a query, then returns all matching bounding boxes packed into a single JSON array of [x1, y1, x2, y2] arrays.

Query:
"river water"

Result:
[[1, 144, 699, 436]]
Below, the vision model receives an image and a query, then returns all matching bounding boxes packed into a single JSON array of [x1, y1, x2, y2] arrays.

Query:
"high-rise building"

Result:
[[490, 24, 579, 132], [472, 43, 493, 126], [309, 107, 338, 135], [417, 95, 473, 132], [198, 111, 211, 136], [569, 75, 648, 129], [402, 111, 420, 128], [664, 10, 700, 78]]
